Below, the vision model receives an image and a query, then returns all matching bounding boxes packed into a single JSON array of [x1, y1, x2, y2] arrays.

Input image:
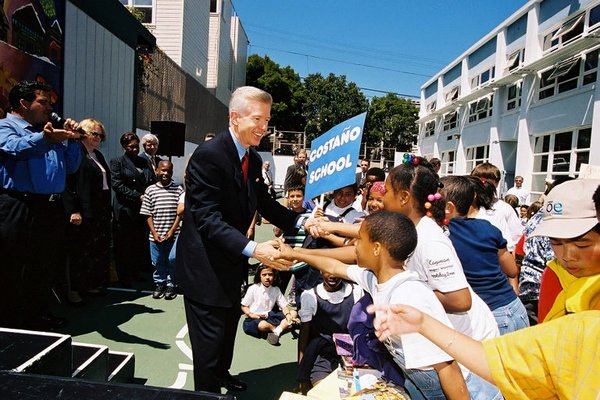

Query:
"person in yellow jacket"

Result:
[[368, 304, 600, 400], [528, 179, 600, 322]]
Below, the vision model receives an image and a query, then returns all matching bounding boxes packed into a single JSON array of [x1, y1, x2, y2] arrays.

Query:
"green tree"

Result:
[[301, 73, 369, 142], [365, 93, 419, 151], [245, 54, 305, 131]]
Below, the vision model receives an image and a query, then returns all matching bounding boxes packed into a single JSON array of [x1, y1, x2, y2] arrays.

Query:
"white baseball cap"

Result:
[[530, 179, 600, 239]]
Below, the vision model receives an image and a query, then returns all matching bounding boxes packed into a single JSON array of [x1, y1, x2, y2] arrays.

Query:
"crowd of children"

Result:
[[255, 154, 600, 399]]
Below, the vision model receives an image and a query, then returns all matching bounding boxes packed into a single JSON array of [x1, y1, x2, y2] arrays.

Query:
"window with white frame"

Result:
[[468, 95, 493, 123], [445, 86, 460, 103], [531, 127, 591, 195], [507, 81, 522, 111], [539, 47, 599, 100], [470, 66, 495, 89], [440, 150, 455, 176], [543, 13, 585, 52], [426, 100, 437, 113], [583, 48, 599, 85], [120, 0, 155, 24], [590, 4, 600, 31], [424, 120, 435, 137], [506, 49, 525, 72], [465, 145, 489, 173], [443, 111, 458, 131]]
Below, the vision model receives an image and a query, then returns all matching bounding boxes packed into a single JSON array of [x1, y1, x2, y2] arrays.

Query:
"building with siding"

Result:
[[121, 0, 248, 106], [417, 0, 600, 199], [63, 0, 155, 163]]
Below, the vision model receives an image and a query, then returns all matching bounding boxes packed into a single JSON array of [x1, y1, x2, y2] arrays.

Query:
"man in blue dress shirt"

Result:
[[0, 81, 82, 329]]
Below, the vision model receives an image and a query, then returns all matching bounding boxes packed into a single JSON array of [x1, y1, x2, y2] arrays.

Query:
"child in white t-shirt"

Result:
[[279, 211, 479, 399]]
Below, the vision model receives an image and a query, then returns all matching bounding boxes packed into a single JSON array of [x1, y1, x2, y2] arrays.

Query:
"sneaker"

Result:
[[267, 332, 280, 346], [164, 286, 178, 300], [152, 283, 166, 299]]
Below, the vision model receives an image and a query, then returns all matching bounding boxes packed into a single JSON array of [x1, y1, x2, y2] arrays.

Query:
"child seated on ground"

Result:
[[440, 175, 529, 335], [279, 211, 501, 400], [295, 271, 364, 394], [530, 179, 600, 322], [241, 265, 298, 346]]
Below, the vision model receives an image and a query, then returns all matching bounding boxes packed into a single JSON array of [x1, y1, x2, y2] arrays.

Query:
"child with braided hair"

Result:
[[299, 156, 502, 399], [382, 157, 501, 399]]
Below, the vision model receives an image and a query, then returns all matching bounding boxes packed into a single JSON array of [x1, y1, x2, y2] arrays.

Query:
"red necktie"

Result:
[[241, 152, 249, 185]]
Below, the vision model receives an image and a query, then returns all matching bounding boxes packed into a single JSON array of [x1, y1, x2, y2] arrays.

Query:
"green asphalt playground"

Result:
[[54, 221, 300, 399]]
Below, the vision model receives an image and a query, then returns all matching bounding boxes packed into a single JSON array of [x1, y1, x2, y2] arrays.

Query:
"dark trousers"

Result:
[[0, 193, 64, 327], [183, 296, 240, 393], [113, 210, 148, 284]]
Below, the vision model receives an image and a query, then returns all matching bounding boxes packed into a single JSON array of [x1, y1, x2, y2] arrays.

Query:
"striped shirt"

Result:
[[140, 181, 184, 240]]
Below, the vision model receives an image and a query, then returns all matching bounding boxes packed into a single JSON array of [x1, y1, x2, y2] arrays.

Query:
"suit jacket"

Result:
[[110, 153, 156, 220], [177, 130, 300, 307], [356, 171, 366, 187], [140, 152, 162, 174], [63, 143, 111, 219], [283, 163, 307, 192]]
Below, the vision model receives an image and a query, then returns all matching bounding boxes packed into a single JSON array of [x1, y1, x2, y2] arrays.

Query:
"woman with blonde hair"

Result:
[[63, 118, 112, 303]]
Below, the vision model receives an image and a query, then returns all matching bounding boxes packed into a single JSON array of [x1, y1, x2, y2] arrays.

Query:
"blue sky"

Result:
[[233, 0, 529, 99]]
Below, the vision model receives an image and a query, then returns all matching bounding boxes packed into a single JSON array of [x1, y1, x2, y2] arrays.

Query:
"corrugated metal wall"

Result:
[[135, 48, 228, 144], [63, 2, 136, 163]]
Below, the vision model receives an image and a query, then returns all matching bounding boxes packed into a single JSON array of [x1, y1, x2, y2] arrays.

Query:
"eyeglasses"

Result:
[[88, 131, 105, 139]]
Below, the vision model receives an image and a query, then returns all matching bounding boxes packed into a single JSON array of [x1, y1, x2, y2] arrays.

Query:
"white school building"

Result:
[[417, 0, 600, 199]]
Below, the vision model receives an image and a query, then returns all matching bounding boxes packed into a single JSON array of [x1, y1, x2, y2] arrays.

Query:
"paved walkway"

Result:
[[54, 221, 300, 399]]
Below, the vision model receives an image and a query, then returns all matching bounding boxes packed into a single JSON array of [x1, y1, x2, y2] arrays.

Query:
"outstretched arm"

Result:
[[433, 360, 470, 400], [276, 241, 351, 281], [367, 304, 493, 383]]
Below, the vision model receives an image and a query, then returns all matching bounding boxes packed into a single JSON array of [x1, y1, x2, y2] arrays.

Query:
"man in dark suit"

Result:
[[355, 159, 370, 188], [140, 132, 162, 172], [177, 86, 308, 393]]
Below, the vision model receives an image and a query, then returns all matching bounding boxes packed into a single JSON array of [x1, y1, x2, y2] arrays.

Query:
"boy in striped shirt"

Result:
[[140, 160, 184, 300]]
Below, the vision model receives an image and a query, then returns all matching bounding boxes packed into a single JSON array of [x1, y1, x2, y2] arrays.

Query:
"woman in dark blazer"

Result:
[[110, 132, 156, 287], [63, 118, 112, 303]]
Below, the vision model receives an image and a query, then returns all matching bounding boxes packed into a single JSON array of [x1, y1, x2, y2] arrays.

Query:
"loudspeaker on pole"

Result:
[[150, 121, 186, 157]]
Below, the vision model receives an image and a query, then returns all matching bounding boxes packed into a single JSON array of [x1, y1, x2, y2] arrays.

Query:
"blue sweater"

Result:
[[448, 218, 517, 310]]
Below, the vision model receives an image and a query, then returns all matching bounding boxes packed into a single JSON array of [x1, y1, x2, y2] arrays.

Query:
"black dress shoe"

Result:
[[221, 376, 247, 392]]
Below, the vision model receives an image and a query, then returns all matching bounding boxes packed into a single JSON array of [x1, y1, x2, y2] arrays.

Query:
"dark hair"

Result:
[[363, 211, 417, 262], [387, 157, 445, 224], [594, 184, 600, 213], [503, 193, 519, 208], [119, 132, 140, 147], [429, 157, 441, 167], [366, 167, 386, 182], [8, 80, 53, 110], [526, 201, 542, 219], [334, 183, 358, 195], [253, 264, 279, 285], [470, 162, 501, 184], [287, 185, 305, 195], [440, 175, 474, 216]]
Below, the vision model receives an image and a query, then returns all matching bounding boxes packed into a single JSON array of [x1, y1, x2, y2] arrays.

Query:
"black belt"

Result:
[[0, 189, 62, 202]]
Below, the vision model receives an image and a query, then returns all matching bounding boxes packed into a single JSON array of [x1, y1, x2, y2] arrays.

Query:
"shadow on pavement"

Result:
[[55, 289, 171, 349], [232, 361, 297, 400]]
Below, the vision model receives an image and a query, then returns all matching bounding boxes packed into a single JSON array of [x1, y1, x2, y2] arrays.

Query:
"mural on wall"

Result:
[[0, 0, 64, 117]]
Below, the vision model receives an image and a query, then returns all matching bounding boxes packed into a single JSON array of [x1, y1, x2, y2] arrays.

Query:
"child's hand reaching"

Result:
[[366, 304, 425, 341], [275, 239, 296, 262]]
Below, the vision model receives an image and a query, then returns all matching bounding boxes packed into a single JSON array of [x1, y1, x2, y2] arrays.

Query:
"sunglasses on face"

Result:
[[88, 131, 105, 139]]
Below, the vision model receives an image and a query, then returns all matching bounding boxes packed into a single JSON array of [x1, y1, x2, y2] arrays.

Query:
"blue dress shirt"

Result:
[[0, 113, 82, 194]]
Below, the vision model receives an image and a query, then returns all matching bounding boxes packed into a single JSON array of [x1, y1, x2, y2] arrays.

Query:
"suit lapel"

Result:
[[221, 133, 244, 191]]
